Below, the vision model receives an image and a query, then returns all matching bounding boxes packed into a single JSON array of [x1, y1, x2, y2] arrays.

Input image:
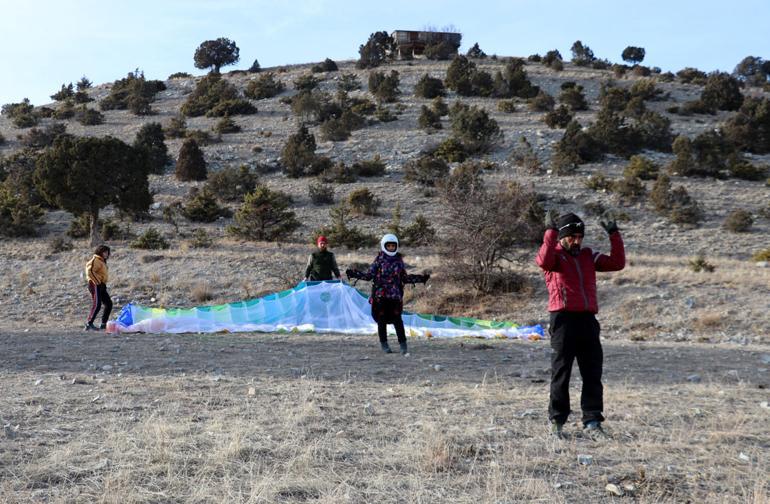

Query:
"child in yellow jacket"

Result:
[[84, 245, 112, 331]]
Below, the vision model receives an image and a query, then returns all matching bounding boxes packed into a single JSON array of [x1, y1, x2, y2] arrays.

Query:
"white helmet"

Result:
[[380, 233, 399, 256]]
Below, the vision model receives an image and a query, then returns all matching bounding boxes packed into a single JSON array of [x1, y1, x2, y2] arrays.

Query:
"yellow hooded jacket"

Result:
[[85, 254, 108, 285]]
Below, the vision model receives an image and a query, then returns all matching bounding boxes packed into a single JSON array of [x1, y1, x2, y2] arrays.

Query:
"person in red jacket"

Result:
[[536, 212, 625, 440]]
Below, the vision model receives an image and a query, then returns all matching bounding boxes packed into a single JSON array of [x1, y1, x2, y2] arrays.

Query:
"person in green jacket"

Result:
[[304, 236, 341, 281]]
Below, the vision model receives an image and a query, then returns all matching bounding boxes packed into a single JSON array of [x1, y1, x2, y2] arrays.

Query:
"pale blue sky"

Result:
[[1, 0, 768, 106]]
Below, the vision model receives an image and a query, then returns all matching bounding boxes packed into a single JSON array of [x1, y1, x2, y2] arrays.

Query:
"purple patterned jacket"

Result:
[[348, 252, 428, 301]]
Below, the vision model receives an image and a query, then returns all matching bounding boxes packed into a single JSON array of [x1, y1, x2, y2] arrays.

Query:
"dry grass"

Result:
[[0, 331, 768, 503], [190, 282, 214, 303], [0, 54, 768, 503]]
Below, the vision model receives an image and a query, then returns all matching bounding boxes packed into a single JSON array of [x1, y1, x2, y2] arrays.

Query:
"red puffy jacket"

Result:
[[536, 229, 625, 313]]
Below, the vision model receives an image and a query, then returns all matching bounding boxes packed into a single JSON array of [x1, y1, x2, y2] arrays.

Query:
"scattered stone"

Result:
[[247, 387, 256, 397], [91, 395, 101, 403], [4, 424, 19, 439], [756, 261, 768, 268], [520, 409, 537, 418], [34, 379, 43, 386], [71, 376, 90, 385], [577, 454, 593, 465], [760, 355, 770, 365], [433, 364, 443, 372], [738, 452, 750, 462], [760, 401, 769, 410], [623, 483, 636, 493], [605, 483, 623, 496], [686, 374, 702, 383], [363, 403, 375, 416], [101, 365, 113, 372]]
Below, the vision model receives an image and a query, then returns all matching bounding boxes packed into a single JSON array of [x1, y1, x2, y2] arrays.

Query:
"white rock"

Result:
[[433, 364, 443, 371], [3, 424, 19, 439], [605, 483, 623, 496], [686, 374, 701, 383], [577, 454, 593, 465], [738, 452, 750, 462], [363, 403, 375, 416]]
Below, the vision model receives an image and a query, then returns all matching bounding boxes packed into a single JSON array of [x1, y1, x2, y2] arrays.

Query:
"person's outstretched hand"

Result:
[[600, 219, 619, 235], [545, 209, 559, 230]]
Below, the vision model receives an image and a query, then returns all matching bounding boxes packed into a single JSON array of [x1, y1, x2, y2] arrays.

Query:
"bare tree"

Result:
[[441, 168, 542, 293]]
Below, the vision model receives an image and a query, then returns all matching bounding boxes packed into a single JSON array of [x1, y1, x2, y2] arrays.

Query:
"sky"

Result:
[[1, 0, 769, 107]]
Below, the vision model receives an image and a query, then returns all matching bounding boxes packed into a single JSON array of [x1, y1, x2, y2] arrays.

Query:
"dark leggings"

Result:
[[87, 282, 113, 325], [378, 319, 406, 346]]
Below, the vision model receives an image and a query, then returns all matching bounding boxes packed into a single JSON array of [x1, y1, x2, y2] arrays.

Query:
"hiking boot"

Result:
[[584, 421, 609, 440], [84, 323, 98, 331], [400, 343, 408, 355], [99, 323, 107, 330], [381, 343, 393, 354], [551, 421, 565, 439]]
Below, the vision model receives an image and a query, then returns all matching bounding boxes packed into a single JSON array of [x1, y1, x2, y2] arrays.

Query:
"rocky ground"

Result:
[[1, 330, 769, 502], [1, 56, 769, 502]]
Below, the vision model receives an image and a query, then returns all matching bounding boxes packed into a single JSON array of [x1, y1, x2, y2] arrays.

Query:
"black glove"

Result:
[[545, 209, 558, 230], [600, 219, 619, 235], [345, 268, 355, 279], [422, 273, 431, 283]]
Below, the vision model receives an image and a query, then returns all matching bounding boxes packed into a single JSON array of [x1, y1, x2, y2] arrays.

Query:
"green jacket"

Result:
[[304, 250, 340, 280]]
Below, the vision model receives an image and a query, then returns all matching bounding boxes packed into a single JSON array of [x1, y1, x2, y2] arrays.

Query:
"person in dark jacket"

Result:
[[536, 212, 625, 439], [346, 234, 429, 355], [304, 235, 341, 281]]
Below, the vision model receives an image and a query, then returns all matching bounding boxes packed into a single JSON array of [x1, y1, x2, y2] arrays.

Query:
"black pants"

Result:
[[371, 298, 406, 347], [378, 319, 406, 347], [548, 311, 604, 425], [87, 282, 113, 326]]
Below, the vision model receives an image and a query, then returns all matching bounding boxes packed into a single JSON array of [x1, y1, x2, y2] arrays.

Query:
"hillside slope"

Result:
[[0, 58, 768, 343]]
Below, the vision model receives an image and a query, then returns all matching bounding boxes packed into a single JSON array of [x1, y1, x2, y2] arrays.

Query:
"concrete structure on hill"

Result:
[[390, 30, 461, 59]]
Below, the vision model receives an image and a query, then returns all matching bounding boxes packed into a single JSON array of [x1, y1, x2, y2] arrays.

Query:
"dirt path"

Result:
[[3, 330, 768, 387]]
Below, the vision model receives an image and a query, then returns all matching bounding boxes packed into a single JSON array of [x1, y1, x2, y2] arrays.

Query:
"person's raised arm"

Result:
[[536, 210, 560, 272], [594, 219, 625, 272]]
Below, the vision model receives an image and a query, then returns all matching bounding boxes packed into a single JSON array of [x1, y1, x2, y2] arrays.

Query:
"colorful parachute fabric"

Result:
[[109, 280, 544, 339]]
